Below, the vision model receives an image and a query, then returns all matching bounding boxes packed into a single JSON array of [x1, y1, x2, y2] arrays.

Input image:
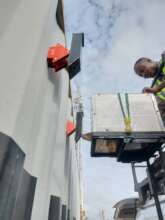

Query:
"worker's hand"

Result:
[[142, 87, 158, 94]]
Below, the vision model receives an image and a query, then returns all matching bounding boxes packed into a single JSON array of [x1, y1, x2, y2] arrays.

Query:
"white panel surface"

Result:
[[92, 93, 165, 133]]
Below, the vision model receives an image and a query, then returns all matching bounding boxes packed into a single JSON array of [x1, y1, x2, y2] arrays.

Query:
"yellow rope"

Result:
[[124, 116, 132, 133]]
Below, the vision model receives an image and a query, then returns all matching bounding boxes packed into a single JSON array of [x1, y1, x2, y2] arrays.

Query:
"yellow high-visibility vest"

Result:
[[154, 61, 165, 101]]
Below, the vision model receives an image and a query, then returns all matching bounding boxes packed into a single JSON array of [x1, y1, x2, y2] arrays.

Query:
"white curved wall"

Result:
[[0, 0, 81, 219]]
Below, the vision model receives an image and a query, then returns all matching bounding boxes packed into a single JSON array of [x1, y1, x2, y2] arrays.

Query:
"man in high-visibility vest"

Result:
[[134, 52, 165, 123]]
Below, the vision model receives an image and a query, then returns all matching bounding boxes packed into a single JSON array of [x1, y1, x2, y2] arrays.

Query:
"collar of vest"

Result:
[[155, 61, 164, 77], [151, 62, 164, 87]]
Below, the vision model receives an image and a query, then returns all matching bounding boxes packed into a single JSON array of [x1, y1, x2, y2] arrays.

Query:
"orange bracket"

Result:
[[66, 121, 76, 136], [47, 44, 69, 72]]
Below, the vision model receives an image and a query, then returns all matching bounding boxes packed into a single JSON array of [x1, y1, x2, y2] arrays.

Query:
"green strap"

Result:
[[118, 93, 132, 133], [118, 93, 130, 119], [125, 93, 130, 118], [118, 93, 126, 119]]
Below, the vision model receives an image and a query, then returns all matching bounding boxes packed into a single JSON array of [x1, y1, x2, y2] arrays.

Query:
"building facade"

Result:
[[0, 0, 82, 219]]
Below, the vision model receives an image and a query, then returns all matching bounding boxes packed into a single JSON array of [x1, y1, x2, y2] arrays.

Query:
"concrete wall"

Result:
[[0, 0, 81, 219]]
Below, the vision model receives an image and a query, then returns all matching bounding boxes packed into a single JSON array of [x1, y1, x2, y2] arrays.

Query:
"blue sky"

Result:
[[64, 0, 165, 219]]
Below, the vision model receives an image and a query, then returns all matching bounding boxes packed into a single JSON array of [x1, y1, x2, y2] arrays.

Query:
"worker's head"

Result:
[[134, 57, 157, 78]]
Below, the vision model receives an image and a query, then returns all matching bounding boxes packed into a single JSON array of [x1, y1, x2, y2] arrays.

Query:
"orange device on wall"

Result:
[[47, 44, 69, 71]]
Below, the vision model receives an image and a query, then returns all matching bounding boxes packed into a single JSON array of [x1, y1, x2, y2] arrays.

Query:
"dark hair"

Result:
[[134, 57, 151, 75]]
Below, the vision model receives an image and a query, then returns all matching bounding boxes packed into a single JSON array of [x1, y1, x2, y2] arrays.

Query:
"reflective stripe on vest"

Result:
[[155, 62, 165, 100]]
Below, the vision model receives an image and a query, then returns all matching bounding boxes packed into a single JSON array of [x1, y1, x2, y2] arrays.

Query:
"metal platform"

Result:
[[86, 93, 165, 220], [91, 133, 165, 162], [89, 94, 165, 163]]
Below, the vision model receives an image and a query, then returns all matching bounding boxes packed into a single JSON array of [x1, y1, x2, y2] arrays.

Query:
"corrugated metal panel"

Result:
[[0, 134, 36, 220], [62, 205, 67, 220], [48, 196, 61, 220]]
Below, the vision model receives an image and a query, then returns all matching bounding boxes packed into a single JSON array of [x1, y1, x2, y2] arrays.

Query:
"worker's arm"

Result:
[[143, 81, 165, 94]]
